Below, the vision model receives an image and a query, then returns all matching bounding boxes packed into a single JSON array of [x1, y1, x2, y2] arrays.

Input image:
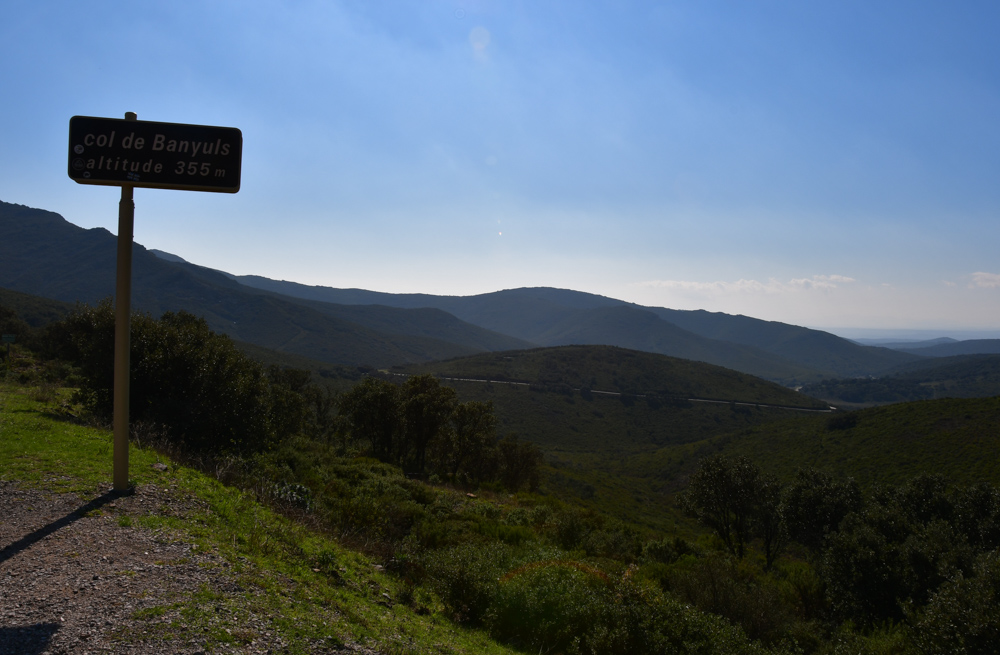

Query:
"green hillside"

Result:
[[401, 345, 827, 408], [532, 306, 816, 382], [0, 383, 520, 655], [713, 396, 1000, 487], [6, 300, 1000, 653], [802, 354, 1000, 406], [0, 287, 73, 327]]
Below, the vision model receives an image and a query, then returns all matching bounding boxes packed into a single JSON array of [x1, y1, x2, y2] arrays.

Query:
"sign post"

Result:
[[112, 112, 137, 492], [69, 113, 242, 492]]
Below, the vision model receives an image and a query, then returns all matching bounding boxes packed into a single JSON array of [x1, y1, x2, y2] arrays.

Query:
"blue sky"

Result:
[[2, 1, 999, 335]]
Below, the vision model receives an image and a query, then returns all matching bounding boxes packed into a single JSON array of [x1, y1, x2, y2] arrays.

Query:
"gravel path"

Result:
[[0, 481, 375, 654]]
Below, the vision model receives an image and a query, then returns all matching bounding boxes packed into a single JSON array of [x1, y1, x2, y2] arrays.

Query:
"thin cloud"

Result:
[[469, 26, 491, 60], [636, 275, 856, 296], [970, 272, 1000, 288]]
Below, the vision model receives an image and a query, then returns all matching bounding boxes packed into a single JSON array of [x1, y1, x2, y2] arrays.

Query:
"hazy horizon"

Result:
[[138, 236, 1000, 341], [3, 2, 999, 332]]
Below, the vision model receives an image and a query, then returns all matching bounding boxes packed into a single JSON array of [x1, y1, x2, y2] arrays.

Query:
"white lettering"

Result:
[[153, 134, 165, 151]]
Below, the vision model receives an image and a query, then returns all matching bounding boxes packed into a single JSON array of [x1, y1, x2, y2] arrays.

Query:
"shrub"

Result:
[[486, 562, 610, 652], [666, 552, 793, 645], [910, 551, 1000, 654], [423, 541, 513, 624], [47, 302, 306, 453]]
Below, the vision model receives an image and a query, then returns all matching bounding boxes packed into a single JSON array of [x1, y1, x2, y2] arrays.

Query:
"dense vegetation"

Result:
[[802, 354, 1000, 406], [678, 456, 1000, 652], [5, 297, 1000, 654]]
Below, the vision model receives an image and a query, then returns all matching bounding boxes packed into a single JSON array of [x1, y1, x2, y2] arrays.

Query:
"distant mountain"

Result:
[[147, 249, 189, 264], [0, 201, 530, 367], [897, 339, 1000, 357], [166, 259, 532, 354], [852, 337, 958, 349], [0, 199, 928, 382], [237, 278, 919, 381]]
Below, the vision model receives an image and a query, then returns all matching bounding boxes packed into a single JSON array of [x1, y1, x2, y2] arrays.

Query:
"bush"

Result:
[[666, 552, 793, 645], [48, 301, 303, 453], [911, 551, 1000, 654], [423, 541, 514, 624], [487, 562, 609, 652]]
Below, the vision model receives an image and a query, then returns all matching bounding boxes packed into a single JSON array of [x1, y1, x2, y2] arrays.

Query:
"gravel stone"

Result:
[[0, 482, 381, 654]]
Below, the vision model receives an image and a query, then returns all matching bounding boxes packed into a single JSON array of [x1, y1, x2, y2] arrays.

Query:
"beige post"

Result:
[[113, 111, 137, 492]]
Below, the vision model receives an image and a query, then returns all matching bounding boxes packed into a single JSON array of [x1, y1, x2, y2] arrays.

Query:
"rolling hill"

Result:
[[801, 354, 1000, 406], [235, 278, 920, 382], [0, 201, 531, 367], [398, 345, 828, 458], [0, 199, 932, 383], [713, 395, 1000, 488]]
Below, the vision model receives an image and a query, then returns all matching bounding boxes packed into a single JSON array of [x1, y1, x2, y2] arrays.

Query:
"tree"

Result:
[[400, 374, 456, 474], [911, 550, 1000, 655], [755, 473, 785, 570], [432, 400, 498, 482], [496, 434, 542, 492], [49, 301, 290, 453], [819, 476, 987, 627], [681, 455, 762, 559], [781, 468, 861, 553], [338, 377, 401, 462], [0, 303, 30, 342]]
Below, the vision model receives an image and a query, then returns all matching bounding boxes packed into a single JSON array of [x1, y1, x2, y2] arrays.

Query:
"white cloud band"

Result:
[[636, 274, 856, 296]]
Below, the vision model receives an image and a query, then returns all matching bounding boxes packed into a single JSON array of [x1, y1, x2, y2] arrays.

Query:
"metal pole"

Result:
[[113, 111, 137, 492]]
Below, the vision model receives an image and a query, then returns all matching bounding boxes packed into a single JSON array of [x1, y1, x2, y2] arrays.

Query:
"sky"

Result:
[[2, 1, 1000, 337]]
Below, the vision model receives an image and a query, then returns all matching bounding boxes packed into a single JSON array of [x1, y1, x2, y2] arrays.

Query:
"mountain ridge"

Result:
[[0, 201, 527, 367], [234, 274, 920, 381], [0, 199, 925, 381]]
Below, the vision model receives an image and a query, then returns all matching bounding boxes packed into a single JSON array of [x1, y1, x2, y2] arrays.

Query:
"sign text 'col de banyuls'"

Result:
[[68, 115, 242, 193]]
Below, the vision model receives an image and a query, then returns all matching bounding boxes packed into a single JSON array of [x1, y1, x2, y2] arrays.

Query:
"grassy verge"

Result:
[[0, 382, 517, 655]]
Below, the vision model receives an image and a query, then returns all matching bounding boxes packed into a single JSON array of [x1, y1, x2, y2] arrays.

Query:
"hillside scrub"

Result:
[[2, 302, 793, 654], [45, 300, 308, 453], [42, 301, 543, 489], [8, 298, 1000, 654], [678, 455, 1000, 650]]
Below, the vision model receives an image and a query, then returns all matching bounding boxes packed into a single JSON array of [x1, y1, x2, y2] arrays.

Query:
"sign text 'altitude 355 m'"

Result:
[[68, 116, 242, 193]]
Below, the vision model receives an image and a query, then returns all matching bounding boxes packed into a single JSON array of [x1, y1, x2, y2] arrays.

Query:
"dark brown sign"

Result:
[[68, 116, 242, 193]]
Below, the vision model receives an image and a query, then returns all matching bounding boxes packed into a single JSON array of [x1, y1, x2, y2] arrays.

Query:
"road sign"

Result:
[[1, 334, 14, 343], [68, 116, 242, 193]]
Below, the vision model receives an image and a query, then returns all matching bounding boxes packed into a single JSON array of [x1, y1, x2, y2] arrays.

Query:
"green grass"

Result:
[[0, 382, 518, 655]]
